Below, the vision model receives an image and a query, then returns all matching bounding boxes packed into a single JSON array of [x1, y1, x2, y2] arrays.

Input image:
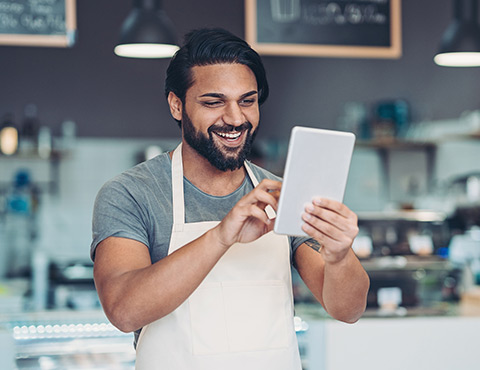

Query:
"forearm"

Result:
[[322, 249, 369, 323], [95, 228, 227, 333]]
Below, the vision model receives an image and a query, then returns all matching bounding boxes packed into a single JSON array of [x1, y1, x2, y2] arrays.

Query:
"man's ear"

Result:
[[167, 92, 183, 121]]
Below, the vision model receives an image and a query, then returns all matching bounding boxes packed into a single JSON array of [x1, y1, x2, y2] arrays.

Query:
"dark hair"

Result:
[[165, 28, 269, 126]]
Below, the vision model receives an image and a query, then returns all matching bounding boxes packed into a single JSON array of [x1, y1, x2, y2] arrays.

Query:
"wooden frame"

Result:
[[245, 0, 402, 59], [0, 0, 76, 47]]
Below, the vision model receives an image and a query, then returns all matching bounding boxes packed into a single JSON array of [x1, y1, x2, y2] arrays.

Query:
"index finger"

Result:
[[240, 179, 281, 208], [255, 179, 282, 220], [256, 178, 282, 193]]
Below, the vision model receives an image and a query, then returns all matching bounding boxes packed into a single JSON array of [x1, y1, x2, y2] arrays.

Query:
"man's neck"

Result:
[[178, 141, 247, 197]]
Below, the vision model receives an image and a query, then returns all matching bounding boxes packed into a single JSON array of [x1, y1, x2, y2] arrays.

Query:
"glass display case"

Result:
[[0, 309, 135, 370]]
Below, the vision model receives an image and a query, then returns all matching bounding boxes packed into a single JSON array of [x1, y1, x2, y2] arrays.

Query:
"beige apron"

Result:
[[135, 144, 301, 370]]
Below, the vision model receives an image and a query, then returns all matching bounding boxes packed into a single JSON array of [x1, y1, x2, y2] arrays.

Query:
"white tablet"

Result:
[[273, 126, 355, 237]]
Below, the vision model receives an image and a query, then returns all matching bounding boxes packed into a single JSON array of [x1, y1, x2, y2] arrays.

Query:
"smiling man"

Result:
[[91, 28, 369, 370]]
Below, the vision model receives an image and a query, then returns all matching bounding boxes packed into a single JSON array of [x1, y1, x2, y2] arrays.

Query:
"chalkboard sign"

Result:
[[0, 0, 76, 47], [245, 0, 401, 58]]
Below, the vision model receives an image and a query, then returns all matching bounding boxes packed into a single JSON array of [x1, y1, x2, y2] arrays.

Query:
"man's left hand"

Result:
[[301, 197, 359, 264]]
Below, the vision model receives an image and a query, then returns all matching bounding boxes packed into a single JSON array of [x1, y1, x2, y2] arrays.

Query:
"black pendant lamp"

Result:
[[434, 0, 480, 67], [114, 0, 179, 59]]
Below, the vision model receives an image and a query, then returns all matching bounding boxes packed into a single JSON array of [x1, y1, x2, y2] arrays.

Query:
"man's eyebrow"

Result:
[[198, 93, 226, 98], [198, 90, 258, 99], [240, 90, 258, 99]]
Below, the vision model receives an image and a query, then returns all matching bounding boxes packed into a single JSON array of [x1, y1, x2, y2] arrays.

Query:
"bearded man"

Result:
[[91, 28, 369, 370]]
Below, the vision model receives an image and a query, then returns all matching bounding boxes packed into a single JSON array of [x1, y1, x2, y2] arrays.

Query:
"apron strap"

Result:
[[244, 161, 259, 187], [171, 144, 276, 229], [171, 144, 185, 232]]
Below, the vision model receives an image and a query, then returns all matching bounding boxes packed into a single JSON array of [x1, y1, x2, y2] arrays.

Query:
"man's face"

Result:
[[182, 109, 257, 171], [179, 63, 260, 171]]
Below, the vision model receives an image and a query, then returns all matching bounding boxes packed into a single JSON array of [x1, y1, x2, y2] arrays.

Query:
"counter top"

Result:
[[294, 299, 479, 321]]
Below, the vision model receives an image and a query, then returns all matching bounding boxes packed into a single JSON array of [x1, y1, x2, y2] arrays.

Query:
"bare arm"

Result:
[[93, 179, 281, 333], [293, 198, 369, 323], [94, 230, 228, 333]]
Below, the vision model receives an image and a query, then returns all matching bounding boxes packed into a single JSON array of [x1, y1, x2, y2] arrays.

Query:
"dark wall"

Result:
[[0, 1, 479, 140]]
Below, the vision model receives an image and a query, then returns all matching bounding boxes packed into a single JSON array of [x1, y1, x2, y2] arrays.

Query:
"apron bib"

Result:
[[135, 144, 301, 370]]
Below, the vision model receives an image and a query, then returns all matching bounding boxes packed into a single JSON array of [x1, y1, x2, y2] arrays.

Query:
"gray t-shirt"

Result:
[[91, 152, 309, 262], [90, 152, 310, 346]]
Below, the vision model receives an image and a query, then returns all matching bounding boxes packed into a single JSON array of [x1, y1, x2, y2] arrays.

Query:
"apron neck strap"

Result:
[[171, 143, 185, 229], [171, 143, 263, 226], [244, 160, 259, 187]]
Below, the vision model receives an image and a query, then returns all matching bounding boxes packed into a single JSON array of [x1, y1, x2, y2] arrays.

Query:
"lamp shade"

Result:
[[434, 0, 480, 67], [114, 0, 179, 59]]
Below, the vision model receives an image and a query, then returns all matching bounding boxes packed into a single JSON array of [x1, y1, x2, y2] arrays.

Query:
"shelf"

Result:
[[357, 210, 447, 222], [360, 255, 451, 272], [356, 132, 480, 147], [0, 150, 65, 194], [0, 150, 64, 161], [355, 139, 436, 150], [467, 131, 480, 139], [432, 131, 480, 142]]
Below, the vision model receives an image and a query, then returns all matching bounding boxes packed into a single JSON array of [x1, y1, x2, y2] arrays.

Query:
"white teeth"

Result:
[[216, 131, 241, 139]]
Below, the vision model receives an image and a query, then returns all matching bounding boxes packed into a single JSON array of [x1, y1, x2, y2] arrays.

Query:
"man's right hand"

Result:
[[212, 179, 282, 249]]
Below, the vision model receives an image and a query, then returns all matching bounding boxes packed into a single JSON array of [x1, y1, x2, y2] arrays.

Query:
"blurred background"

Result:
[[1, 0, 480, 369]]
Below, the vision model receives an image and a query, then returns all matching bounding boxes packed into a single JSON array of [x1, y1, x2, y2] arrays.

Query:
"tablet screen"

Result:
[[273, 126, 355, 237]]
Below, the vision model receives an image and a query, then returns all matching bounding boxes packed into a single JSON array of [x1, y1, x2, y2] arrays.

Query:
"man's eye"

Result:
[[203, 101, 222, 107], [240, 99, 256, 106]]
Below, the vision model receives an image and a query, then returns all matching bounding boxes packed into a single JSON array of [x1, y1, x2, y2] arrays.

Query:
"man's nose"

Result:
[[223, 103, 245, 126]]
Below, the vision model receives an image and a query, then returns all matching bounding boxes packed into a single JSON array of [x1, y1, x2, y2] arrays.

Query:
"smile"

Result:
[[214, 131, 242, 140]]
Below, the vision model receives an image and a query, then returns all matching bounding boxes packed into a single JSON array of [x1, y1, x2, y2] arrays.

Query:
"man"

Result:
[[91, 28, 369, 370]]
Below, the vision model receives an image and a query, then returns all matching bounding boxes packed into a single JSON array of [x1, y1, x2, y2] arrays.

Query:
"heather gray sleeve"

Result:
[[289, 236, 312, 256], [90, 179, 149, 261]]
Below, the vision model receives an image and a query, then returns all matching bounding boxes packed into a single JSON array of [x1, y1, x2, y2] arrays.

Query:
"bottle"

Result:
[[37, 126, 52, 159], [32, 248, 49, 311], [20, 104, 40, 155], [0, 114, 18, 156], [5, 170, 37, 276], [60, 119, 76, 151]]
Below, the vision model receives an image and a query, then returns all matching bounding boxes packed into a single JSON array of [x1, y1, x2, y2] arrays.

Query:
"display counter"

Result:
[[1, 303, 479, 370], [295, 302, 480, 370], [2, 266, 479, 370], [0, 309, 135, 370]]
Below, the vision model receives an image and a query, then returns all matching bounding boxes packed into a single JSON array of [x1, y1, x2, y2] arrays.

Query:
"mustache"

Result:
[[208, 121, 253, 134]]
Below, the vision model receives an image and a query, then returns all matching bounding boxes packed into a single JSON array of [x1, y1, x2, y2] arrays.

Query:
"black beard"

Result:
[[182, 111, 257, 172]]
